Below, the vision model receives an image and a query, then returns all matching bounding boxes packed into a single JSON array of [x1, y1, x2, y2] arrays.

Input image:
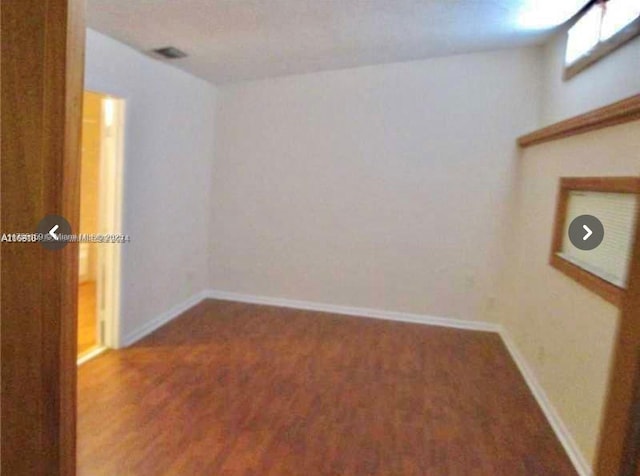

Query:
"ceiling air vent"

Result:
[[152, 46, 188, 59]]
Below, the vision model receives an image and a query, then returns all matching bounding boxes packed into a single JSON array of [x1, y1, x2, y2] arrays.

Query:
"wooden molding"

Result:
[[549, 254, 623, 307], [548, 177, 640, 308], [595, 202, 640, 475], [560, 176, 640, 194], [518, 94, 640, 148]]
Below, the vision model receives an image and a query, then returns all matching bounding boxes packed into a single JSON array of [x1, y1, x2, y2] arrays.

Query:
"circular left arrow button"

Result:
[[36, 214, 72, 250]]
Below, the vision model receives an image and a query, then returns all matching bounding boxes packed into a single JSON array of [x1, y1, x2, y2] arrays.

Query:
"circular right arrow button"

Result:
[[568, 214, 604, 250]]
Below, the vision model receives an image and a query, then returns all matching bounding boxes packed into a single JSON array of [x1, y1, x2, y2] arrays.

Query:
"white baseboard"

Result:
[[205, 289, 501, 332], [498, 327, 591, 476], [121, 290, 209, 347], [77, 346, 108, 366], [119, 288, 589, 476]]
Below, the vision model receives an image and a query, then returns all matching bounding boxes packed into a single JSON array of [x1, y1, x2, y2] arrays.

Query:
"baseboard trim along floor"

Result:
[[120, 290, 210, 347], [77, 346, 108, 366], [206, 289, 501, 332]]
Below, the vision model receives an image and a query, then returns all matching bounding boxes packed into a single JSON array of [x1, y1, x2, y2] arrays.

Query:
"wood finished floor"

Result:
[[78, 300, 577, 475], [77, 281, 98, 356]]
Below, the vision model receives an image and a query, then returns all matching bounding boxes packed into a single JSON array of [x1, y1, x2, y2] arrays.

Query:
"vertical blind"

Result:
[[560, 191, 639, 287]]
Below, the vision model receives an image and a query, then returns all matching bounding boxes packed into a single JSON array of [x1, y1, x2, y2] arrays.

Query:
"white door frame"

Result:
[[96, 94, 125, 350]]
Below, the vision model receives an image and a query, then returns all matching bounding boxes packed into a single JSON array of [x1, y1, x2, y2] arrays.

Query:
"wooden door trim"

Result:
[[1, 1, 85, 474], [595, 197, 640, 475]]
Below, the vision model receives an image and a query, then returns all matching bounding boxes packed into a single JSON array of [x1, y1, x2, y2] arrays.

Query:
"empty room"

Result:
[[2, 1, 640, 475]]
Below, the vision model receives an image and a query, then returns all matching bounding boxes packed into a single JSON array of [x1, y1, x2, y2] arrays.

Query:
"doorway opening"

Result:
[[77, 90, 125, 364]]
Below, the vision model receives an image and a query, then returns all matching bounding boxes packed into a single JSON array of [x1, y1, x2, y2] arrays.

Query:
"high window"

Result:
[[564, 0, 640, 79]]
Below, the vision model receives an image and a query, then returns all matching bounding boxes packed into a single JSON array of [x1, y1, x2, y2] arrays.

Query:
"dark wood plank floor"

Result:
[[78, 299, 577, 475]]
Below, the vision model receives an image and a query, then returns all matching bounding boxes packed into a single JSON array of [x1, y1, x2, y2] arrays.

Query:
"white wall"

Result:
[[210, 48, 541, 321], [84, 29, 217, 342], [85, 18, 639, 473], [541, 30, 640, 124], [497, 29, 640, 470], [491, 121, 640, 468]]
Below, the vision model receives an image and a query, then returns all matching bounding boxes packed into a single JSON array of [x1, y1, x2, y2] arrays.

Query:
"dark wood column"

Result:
[[1, 0, 85, 474]]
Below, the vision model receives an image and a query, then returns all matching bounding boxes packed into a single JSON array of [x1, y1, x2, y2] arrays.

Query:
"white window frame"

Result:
[[564, 0, 640, 80]]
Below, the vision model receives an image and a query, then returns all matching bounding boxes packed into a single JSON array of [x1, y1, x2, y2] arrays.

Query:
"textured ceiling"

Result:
[[87, 0, 589, 84]]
